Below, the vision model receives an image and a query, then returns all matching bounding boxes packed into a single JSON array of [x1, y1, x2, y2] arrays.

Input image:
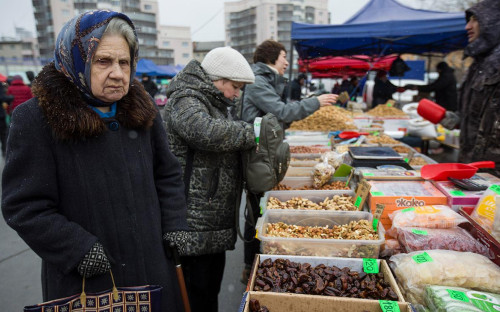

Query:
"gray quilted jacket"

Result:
[[458, 0, 500, 176], [164, 60, 256, 255]]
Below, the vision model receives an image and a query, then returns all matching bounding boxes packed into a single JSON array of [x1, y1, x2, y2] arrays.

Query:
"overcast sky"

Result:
[[0, 0, 429, 41]]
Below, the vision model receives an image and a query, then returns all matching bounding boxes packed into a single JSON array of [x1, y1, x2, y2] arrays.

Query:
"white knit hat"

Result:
[[201, 47, 255, 83]]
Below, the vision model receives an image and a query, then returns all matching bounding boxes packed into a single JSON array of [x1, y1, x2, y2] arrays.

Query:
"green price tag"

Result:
[[260, 205, 263, 215], [412, 229, 428, 235], [387, 103, 393, 107], [446, 289, 469, 302], [363, 172, 375, 176], [450, 190, 466, 196], [374, 131, 380, 136], [401, 207, 415, 213], [372, 218, 379, 231], [489, 184, 500, 195], [412, 252, 433, 264], [363, 258, 379, 274], [379, 300, 400, 312], [371, 191, 384, 196], [404, 158, 409, 163], [354, 196, 362, 208]]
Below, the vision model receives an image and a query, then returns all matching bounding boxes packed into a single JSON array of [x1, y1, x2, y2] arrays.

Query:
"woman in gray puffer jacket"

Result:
[[163, 47, 256, 312]]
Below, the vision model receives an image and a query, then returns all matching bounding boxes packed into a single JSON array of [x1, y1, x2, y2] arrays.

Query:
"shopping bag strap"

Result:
[[80, 270, 119, 307]]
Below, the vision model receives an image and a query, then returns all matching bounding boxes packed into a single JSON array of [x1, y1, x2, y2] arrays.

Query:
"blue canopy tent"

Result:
[[291, 0, 468, 60], [136, 59, 176, 77]]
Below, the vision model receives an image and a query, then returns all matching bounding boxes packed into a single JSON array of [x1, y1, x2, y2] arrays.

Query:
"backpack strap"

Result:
[[183, 147, 195, 200]]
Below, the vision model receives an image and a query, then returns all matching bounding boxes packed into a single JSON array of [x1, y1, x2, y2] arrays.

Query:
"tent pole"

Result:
[[427, 54, 431, 83], [287, 40, 294, 100]]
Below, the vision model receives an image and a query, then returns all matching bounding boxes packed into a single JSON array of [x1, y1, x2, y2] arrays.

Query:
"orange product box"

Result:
[[368, 180, 447, 229]]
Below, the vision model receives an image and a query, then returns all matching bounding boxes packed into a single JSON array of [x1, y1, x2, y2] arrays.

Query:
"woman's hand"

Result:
[[317, 94, 338, 107]]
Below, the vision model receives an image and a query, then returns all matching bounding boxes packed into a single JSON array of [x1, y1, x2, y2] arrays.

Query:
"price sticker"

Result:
[[489, 184, 500, 195], [412, 229, 428, 235], [371, 191, 385, 196], [363, 258, 379, 274], [412, 252, 433, 264], [404, 158, 409, 163], [401, 207, 415, 213], [450, 190, 466, 196], [387, 103, 393, 107], [255, 229, 259, 240], [363, 172, 375, 176], [354, 196, 362, 208], [372, 218, 379, 232], [446, 289, 469, 302], [379, 300, 400, 312]]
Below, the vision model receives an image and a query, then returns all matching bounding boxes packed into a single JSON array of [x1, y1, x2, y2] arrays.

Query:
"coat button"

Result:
[[109, 121, 119, 131]]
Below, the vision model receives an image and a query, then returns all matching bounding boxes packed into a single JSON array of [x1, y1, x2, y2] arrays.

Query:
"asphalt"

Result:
[[0, 155, 247, 311]]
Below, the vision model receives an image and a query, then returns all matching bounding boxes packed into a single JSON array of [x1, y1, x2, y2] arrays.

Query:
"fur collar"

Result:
[[32, 63, 157, 142]]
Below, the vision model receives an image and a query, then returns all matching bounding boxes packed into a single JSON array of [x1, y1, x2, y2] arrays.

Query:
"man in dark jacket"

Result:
[[411, 62, 458, 111], [455, 0, 500, 176], [141, 73, 158, 98], [372, 70, 399, 107], [290, 73, 306, 101]]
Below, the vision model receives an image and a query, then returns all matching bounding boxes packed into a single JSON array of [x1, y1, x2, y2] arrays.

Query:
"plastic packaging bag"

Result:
[[424, 285, 500, 312], [321, 151, 346, 170], [312, 162, 334, 189], [471, 185, 500, 233], [389, 205, 468, 230], [492, 195, 500, 242], [393, 227, 489, 256], [389, 250, 500, 305]]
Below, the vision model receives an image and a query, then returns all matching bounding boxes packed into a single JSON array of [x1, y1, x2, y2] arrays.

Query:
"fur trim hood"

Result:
[[31, 63, 157, 142]]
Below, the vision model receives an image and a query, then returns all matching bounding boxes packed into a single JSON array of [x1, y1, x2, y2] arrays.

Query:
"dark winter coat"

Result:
[[290, 78, 303, 101], [7, 78, 33, 113], [372, 77, 398, 107], [458, 0, 500, 176], [1, 63, 188, 312], [418, 66, 458, 111], [163, 60, 255, 256], [241, 62, 319, 126]]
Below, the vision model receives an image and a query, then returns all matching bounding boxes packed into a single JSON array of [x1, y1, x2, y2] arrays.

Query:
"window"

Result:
[[144, 4, 152, 10], [11, 44, 16, 50], [182, 42, 189, 47], [163, 41, 170, 47], [182, 53, 189, 58]]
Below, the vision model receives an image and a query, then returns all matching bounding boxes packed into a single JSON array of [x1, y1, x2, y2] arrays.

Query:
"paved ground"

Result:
[[0, 147, 457, 311]]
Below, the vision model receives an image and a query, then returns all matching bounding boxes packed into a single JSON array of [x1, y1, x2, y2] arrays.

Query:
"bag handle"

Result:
[[80, 270, 119, 307]]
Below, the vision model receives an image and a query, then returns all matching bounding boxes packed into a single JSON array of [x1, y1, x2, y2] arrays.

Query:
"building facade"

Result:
[[192, 41, 225, 63], [157, 25, 192, 66], [224, 0, 330, 62]]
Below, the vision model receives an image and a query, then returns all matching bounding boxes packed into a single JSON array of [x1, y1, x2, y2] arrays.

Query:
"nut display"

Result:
[[253, 258, 399, 301], [409, 157, 428, 166], [366, 105, 408, 117], [272, 181, 350, 191], [288, 106, 358, 131], [392, 146, 411, 154], [290, 145, 331, 153], [265, 220, 379, 240], [365, 134, 401, 145], [249, 299, 269, 312], [267, 195, 356, 211]]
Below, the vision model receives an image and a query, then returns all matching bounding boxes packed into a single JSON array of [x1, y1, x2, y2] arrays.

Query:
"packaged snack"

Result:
[[312, 162, 334, 189], [389, 250, 500, 305], [492, 195, 500, 242], [389, 205, 467, 230], [393, 227, 489, 256], [321, 151, 347, 170], [424, 285, 500, 312], [471, 185, 500, 233]]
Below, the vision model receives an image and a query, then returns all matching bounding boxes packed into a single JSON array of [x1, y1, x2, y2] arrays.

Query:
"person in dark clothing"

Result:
[[372, 70, 403, 107], [1, 11, 189, 312], [408, 62, 458, 111], [0, 82, 12, 156], [347, 76, 359, 101], [141, 73, 158, 98], [290, 73, 307, 101], [439, 0, 500, 176]]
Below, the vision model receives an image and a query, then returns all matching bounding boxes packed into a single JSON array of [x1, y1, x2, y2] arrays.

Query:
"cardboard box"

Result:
[[458, 207, 500, 267], [241, 254, 411, 312], [368, 181, 447, 229]]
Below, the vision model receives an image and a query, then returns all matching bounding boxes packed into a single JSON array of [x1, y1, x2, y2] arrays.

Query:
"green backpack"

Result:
[[242, 113, 290, 194]]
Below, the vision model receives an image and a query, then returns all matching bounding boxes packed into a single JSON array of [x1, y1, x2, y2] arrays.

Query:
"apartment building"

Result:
[[157, 25, 192, 66], [224, 0, 330, 62], [192, 41, 225, 63]]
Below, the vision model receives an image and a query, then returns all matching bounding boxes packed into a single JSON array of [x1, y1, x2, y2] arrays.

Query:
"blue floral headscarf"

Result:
[[54, 10, 138, 106]]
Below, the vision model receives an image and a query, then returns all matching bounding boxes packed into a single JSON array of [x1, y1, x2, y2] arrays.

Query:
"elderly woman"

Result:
[[1, 10, 188, 311], [163, 47, 256, 312]]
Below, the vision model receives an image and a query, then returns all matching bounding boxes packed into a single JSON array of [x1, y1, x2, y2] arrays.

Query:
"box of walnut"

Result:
[[255, 210, 385, 258], [240, 255, 410, 312]]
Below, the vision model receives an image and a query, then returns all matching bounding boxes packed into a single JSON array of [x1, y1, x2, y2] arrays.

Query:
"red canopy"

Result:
[[298, 55, 397, 78], [0, 73, 6, 82]]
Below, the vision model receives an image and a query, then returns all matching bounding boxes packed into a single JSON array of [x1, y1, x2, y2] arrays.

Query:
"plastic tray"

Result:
[[284, 166, 314, 177], [275, 176, 352, 190], [408, 153, 438, 170], [256, 210, 385, 258], [260, 189, 357, 214]]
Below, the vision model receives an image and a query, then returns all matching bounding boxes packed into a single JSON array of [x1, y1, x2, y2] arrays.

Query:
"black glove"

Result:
[[77, 241, 111, 278], [440, 111, 460, 130], [163, 231, 190, 256]]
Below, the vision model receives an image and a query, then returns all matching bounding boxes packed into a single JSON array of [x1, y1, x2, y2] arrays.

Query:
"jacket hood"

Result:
[[31, 62, 157, 142], [166, 59, 234, 111], [465, 0, 500, 58]]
